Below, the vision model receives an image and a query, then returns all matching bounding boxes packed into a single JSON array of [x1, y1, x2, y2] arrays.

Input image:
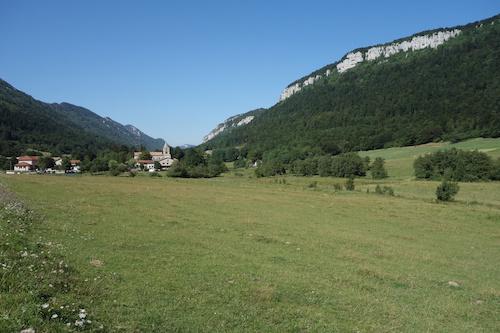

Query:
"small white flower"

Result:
[[75, 319, 84, 327], [41, 303, 49, 309], [51, 313, 58, 319], [79, 312, 87, 319]]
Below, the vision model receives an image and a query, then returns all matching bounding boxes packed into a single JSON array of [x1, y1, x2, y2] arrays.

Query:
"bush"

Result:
[[375, 184, 395, 196], [345, 177, 355, 191], [128, 171, 137, 177], [318, 156, 332, 177], [371, 157, 388, 179], [167, 162, 189, 177], [414, 148, 495, 181], [233, 158, 247, 168], [255, 160, 286, 177], [490, 158, 500, 180], [331, 153, 366, 178], [119, 164, 128, 172], [307, 181, 318, 188], [274, 178, 287, 185], [149, 171, 161, 177], [436, 180, 459, 201], [292, 158, 318, 176], [109, 168, 121, 176], [333, 183, 342, 191]]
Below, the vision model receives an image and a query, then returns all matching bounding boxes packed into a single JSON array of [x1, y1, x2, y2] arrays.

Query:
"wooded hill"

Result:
[[0, 79, 164, 156], [202, 14, 500, 157]]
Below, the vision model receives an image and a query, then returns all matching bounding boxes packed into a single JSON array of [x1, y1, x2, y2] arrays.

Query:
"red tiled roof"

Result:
[[137, 160, 154, 164], [15, 162, 32, 167], [17, 156, 39, 161], [70, 159, 80, 165]]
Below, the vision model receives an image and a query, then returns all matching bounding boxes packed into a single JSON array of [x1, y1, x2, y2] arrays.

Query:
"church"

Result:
[[134, 142, 176, 169]]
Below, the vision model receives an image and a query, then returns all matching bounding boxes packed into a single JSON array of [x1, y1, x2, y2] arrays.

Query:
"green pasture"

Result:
[[358, 137, 500, 179], [1, 172, 499, 332]]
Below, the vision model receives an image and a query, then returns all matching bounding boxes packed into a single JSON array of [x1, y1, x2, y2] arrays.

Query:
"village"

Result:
[[6, 142, 176, 175]]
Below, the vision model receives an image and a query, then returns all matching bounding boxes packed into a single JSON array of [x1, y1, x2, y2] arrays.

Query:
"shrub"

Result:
[[345, 177, 355, 191], [292, 158, 318, 176], [333, 183, 342, 191], [414, 148, 495, 181], [207, 161, 228, 177], [371, 157, 388, 179], [436, 180, 459, 201], [331, 153, 366, 178], [490, 158, 500, 180], [117, 163, 128, 173], [167, 162, 188, 177], [109, 168, 121, 176], [149, 171, 161, 177], [383, 186, 395, 196], [317, 156, 332, 177], [233, 158, 247, 168], [128, 171, 136, 177], [307, 181, 318, 188], [375, 185, 395, 196], [275, 178, 287, 185], [255, 160, 286, 177], [187, 165, 210, 178]]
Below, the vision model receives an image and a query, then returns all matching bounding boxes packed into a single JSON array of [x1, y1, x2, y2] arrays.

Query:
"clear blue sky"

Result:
[[1, 1, 498, 146]]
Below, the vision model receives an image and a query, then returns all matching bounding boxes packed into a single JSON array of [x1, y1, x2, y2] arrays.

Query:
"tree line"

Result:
[[414, 148, 500, 181]]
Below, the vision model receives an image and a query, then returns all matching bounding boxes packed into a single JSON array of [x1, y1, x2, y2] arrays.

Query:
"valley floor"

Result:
[[1, 173, 500, 332]]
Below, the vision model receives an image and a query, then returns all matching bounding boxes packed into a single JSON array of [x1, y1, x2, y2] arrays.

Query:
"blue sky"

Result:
[[1, 1, 498, 146]]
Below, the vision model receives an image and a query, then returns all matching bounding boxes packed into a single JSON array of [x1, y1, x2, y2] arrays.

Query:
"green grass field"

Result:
[[1, 138, 500, 332], [359, 138, 500, 179]]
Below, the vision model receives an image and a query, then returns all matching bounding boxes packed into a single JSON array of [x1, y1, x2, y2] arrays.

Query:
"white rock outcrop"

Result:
[[237, 115, 255, 127], [278, 29, 462, 102], [203, 115, 255, 142], [336, 51, 364, 73]]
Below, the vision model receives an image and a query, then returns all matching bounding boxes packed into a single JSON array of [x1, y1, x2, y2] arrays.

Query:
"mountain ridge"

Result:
[[0, 79, 164, 156], [201, 14, 500, 155]]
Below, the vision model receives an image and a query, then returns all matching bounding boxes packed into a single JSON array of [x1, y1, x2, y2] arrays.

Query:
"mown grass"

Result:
[[2, 173, 500, 332]]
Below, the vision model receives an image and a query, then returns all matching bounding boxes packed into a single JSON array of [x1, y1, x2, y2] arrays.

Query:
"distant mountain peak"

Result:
[[0, 78, 166, 154]]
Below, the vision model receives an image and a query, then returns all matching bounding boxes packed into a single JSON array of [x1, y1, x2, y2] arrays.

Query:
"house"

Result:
[[53, 157, 62, 166], [70, 160, 81, 173], [14, 156, 39, 173], [134, 143, 176, 170], [135, 160, 156, 171]]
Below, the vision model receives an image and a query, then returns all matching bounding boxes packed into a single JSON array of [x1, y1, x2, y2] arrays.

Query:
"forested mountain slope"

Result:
[[0, 79, 163, 156], [203, 14, 500, 155]]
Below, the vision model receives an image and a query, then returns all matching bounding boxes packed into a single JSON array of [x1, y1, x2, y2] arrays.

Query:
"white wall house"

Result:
[[13, 156, 39, 173], [135, 160, 156, 171]]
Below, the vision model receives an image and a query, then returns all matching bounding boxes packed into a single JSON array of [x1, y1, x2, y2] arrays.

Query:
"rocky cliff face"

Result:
[[203, 109, 265, 143], [279, 29, 462, 101], [203, 115, 255, 142]]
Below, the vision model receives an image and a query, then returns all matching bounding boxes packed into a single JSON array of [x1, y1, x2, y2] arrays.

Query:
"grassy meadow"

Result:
[[1, 138, 500, 332], [359, 138, 500, 179]]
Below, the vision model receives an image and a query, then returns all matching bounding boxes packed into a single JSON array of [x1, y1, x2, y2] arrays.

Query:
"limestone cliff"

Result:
[[279, 29, 462, 101], [203, 109, 264, 143]]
